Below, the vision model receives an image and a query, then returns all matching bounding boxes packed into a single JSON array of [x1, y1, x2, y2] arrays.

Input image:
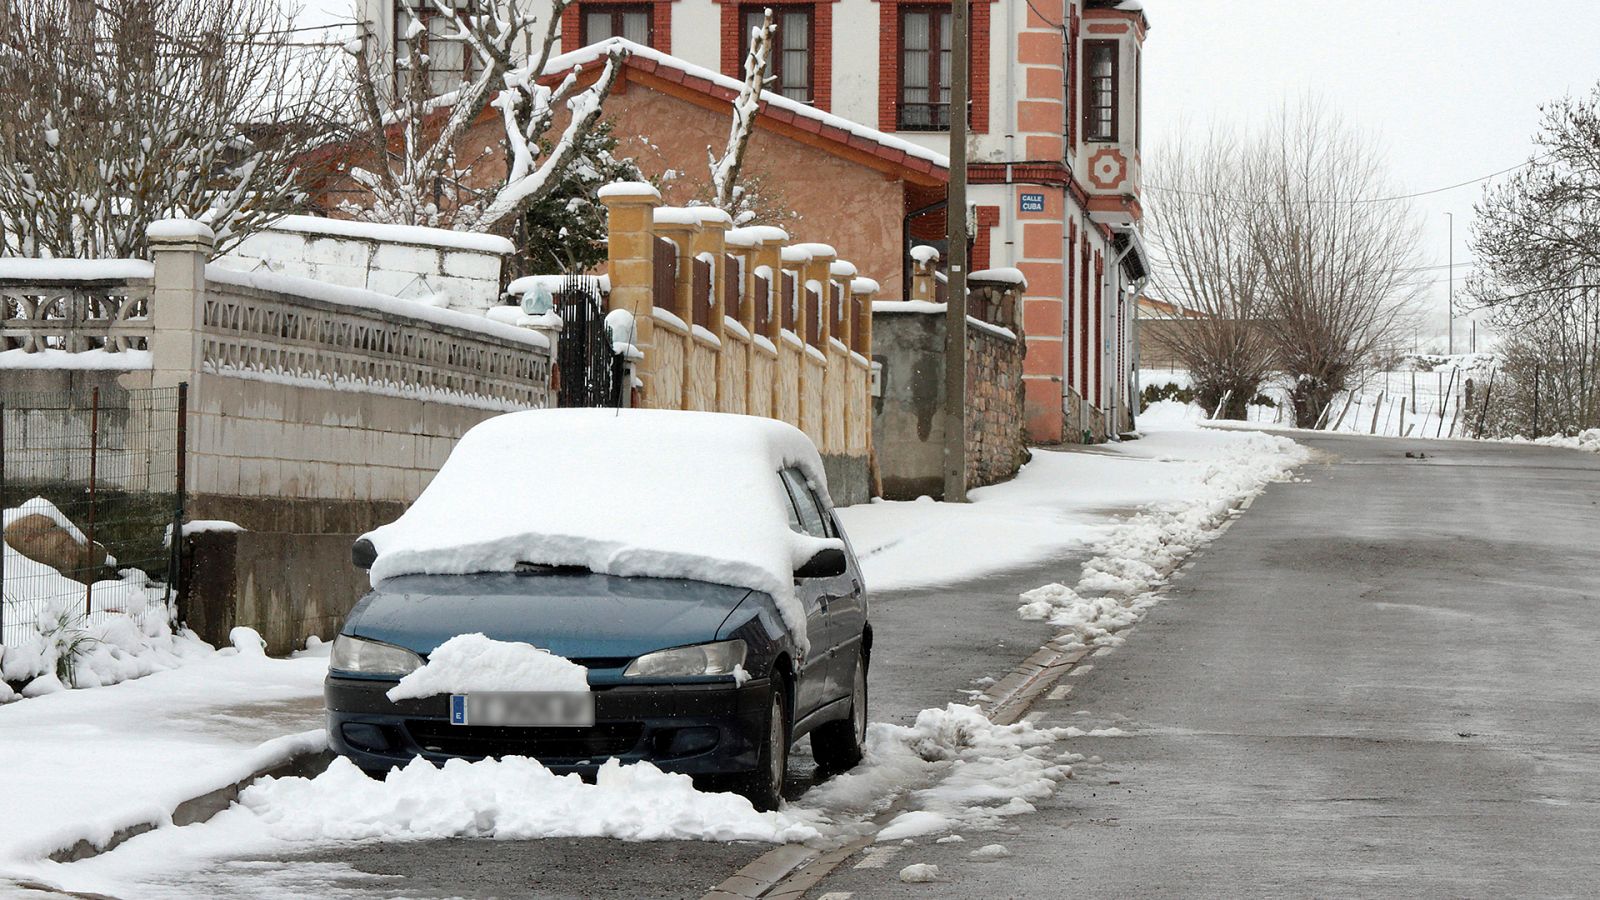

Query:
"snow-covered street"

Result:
[[2, 418, 1309, 898]]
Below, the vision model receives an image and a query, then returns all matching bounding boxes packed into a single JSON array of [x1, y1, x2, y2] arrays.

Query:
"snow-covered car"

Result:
[[325, 409, 869, 809]]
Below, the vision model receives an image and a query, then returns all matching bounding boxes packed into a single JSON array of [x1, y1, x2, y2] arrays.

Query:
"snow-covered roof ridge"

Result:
[[363, 409, 839, 647], [543, 39, 950, 171], [262, 215, 515, 255]]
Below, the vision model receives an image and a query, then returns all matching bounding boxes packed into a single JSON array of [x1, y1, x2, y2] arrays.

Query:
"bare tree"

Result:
[[0, 0, 346, 258], [706, 8, 773, 221], [1144, 127, 1274, 419], [1249, 102, 1423, 427], [1466, 85, 1600, 434], [343, 0, 624, 234]]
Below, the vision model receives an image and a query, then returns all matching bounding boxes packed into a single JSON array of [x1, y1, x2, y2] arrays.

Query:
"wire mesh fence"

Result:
[[1, 384, 186, 649]]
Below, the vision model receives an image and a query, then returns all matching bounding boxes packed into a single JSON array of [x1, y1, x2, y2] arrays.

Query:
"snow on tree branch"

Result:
[[708, 9, 774, 218], [466, 50, 627, 231], [341, 0, 624, 239]]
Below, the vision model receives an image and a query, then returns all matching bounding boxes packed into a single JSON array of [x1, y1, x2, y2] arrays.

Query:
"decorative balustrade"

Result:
[[201, 272, 550, 411], [0, 262, 155, 355]]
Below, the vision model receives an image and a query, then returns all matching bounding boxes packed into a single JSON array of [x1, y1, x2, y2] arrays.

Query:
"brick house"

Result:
[[355, 0, 1149, 440]]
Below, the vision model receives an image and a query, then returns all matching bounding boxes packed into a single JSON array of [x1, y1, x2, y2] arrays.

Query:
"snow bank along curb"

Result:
[[1016, 430, 1311, 647], [46, 738, 334, 864]]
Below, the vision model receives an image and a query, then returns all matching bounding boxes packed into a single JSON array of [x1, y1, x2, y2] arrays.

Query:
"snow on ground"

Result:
[[0, 648, 329, 886], [1510, 428, 1600, 453], [37, 702, 1072, 897], [1013, 410, 1309, 643], [839, 407, 1307, 592], [3, 498, 209, 689]]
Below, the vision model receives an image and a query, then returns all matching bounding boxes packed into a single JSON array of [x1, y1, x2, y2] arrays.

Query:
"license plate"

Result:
[[450, 692, 595, 727]]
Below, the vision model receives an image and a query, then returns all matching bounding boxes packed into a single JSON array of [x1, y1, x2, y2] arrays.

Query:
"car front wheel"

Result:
[[739, 674, 790, 811], [811, 651, 866, 772]]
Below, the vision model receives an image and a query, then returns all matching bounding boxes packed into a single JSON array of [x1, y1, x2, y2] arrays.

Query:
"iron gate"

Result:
[[554, 275, 626, 408]]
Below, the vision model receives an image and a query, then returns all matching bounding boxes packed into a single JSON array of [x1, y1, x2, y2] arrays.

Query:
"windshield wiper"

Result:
[[513, 562, 592, 576]]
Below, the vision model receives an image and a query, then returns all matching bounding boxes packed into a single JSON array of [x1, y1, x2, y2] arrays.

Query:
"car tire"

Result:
[[739, 674, 790, 811], [811, 651, 867, 773]]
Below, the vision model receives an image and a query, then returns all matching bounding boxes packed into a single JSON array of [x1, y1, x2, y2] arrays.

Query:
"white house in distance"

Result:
[[354, 0, 1149, 441]]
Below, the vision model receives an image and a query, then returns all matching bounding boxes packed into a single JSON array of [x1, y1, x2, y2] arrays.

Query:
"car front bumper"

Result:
[[325, 675, 772, 777]]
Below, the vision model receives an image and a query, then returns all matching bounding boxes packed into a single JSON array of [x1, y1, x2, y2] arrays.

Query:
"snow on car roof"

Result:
[[363, 409, 838, 644]]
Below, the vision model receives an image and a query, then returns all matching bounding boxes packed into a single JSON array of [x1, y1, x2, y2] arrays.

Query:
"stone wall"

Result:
[[871, 285, 1027, 501], [965, 325, 1029, 489], [218, 216, 513, 314]]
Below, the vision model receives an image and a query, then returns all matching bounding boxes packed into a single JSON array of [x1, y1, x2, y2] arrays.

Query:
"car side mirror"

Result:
[[351, 538, 377, 571], [795, 547, 846, 580]]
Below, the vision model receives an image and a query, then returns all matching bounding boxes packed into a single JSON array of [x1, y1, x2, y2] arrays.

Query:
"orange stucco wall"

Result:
[[602, 88, 907, 297]]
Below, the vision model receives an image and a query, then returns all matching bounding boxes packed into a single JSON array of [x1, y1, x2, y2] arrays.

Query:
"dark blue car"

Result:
[[326, 463, 870, 810]]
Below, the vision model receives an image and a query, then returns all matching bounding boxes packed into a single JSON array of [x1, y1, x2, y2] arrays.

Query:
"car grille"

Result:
[[404, 721, 644, 760]]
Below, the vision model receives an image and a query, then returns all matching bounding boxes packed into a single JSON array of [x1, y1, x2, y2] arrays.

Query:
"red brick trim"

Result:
[[715, 0, 834, 112], [969, 160, 1091, 216], [876, 0, 991, 134], [973, 204, 1001, 270], [564, 0, 678, 54]]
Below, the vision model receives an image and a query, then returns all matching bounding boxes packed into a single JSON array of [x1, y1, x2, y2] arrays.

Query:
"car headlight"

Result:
[[330, 634, 424, 677], [624, 640, 747, 678]]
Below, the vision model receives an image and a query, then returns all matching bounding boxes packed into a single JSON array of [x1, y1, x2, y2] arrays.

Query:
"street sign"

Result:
[[1020, 192, 1045, 212]]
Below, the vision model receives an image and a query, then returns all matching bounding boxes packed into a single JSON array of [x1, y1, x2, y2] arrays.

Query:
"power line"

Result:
[[1145, 156, 1546, 206]]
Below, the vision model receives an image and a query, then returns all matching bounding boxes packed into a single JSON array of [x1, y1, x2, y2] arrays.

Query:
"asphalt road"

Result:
[[808, 432, 1600, 898]]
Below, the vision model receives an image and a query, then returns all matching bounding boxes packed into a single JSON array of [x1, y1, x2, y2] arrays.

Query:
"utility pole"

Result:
[[942, 0, 970, 503], [1446, 212, 1455, 355]]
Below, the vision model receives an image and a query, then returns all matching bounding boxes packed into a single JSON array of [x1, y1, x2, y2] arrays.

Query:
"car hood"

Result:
[[344, 571, 755, 665]]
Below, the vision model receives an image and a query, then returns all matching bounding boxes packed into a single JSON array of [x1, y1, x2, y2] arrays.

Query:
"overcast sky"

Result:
[[1142, 0, 1600, 350]]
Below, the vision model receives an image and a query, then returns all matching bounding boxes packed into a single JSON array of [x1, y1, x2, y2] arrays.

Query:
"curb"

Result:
[[46, 749, 335, 864]]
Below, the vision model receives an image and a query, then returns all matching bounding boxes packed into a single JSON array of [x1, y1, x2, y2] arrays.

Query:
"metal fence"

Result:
[[1, 384, 186, 648]]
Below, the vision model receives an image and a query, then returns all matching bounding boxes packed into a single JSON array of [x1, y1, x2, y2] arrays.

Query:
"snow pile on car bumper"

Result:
[[363, 409, 839, 645], [387, 633, 590, 700]]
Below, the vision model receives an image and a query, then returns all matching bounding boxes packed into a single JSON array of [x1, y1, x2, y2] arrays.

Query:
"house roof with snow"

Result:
[[544, 39, 950, 187]]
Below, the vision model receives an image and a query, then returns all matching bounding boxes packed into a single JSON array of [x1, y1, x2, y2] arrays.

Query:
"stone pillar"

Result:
[[910, 247, 940, 302], [829, 259, 857, 349], [689, 212, 732, 340], [850, 279, 878, 357], [651, 212, 698, 326], [753, 238, 784, 341], [803, 246, 837, 343], [147, 219, 214, 391], [599, 182, 663, 406]]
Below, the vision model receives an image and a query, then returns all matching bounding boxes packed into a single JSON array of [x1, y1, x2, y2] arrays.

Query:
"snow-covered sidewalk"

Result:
[[0, 649, 328, 883], [838, 413, 1308, 593]]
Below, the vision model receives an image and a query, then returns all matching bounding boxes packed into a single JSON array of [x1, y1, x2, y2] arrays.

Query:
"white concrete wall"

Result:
[[219, 218, 510, 314]]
